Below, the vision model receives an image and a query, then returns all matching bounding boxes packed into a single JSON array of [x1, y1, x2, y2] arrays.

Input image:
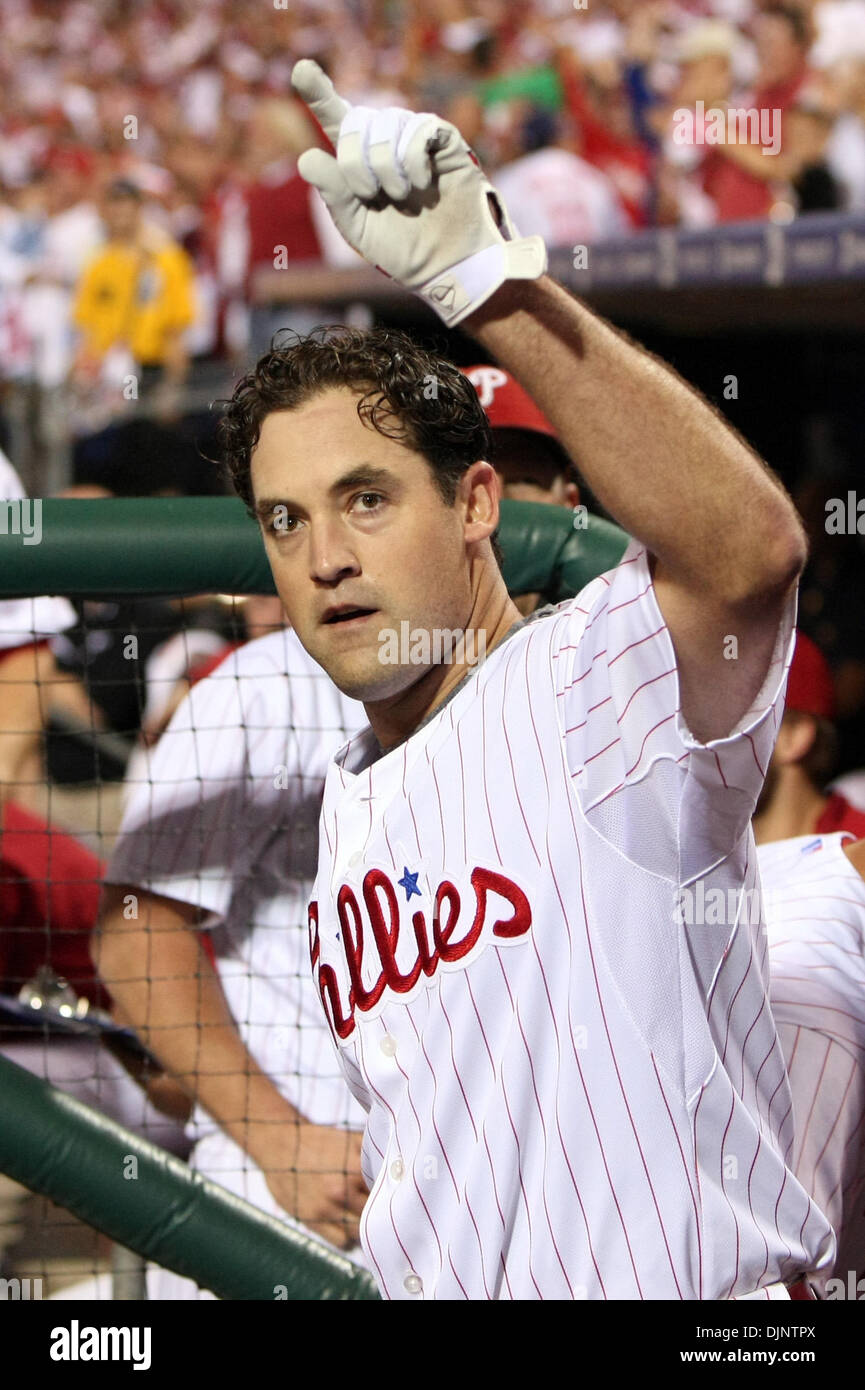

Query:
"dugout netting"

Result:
[[0, 495, 627, 1300]]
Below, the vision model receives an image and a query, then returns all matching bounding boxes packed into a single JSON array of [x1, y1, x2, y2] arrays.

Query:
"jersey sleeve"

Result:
[[554, 538, 796, 880], [105, 658, 273, 916]]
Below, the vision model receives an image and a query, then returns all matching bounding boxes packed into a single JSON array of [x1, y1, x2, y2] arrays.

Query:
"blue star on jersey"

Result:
[[398, 867, 422, 902]]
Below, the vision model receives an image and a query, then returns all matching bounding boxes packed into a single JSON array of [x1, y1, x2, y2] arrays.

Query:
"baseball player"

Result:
[[462, 364, 581, 511], [96, 499, 600, 1301], [462, 363, 581, 616], [753, 630, 865, 844], [215, 58, 834, 1299], [754, 631, 865, 1298], [97, 623, 372, 1295], [0, 450, 189, 1180], [0, 447, 75, 798], [96, 378, 600, 1297], [760, 829, 865, 1298]]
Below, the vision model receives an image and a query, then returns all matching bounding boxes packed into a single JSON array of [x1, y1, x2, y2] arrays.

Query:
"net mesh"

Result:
[[0, 592, 363, 1299]]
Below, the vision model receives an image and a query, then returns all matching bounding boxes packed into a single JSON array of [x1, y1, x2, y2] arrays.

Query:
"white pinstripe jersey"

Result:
[[759, 831, 865, 1294], [106, 627, 368, 1138], [309, 540, 834, 1300]]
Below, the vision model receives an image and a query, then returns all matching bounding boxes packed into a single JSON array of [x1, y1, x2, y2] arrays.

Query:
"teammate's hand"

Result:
[[261, 1123, 368, 1252], [290, 58, 548, 327]]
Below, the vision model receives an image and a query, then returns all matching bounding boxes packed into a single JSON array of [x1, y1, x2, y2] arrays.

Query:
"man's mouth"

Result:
[[321, 605, 378, 626]]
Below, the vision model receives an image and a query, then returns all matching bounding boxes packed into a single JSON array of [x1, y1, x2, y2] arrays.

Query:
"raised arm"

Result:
[[290, 57, 806, 744], [464, 277, 806, 741]]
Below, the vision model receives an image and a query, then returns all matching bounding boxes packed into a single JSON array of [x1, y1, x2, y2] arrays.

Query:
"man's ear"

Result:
[[563, 481, 580, 509], [775, 710, 818, 766], [460, 460, 501, 544]]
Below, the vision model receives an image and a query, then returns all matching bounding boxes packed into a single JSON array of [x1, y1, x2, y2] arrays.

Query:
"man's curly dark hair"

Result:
[[218, 324, 494, 518]]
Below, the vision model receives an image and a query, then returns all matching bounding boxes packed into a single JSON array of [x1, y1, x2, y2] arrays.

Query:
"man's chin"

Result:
[[306, 638, 424, 704], [335, 665, 427, 704]]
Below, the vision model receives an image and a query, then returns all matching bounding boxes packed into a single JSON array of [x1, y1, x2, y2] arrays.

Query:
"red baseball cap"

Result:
[[461, 364, 560, 441], [786, 631, 836, 720]]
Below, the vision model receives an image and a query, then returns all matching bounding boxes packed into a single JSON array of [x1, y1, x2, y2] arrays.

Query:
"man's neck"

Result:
[[364, 577, 523, 754], [753, 784, 830, 846]]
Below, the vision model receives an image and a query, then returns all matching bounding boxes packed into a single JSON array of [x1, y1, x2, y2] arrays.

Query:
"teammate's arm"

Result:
[[94, 883, 367, 1249], [0, 643, 54, 802], [465, 277, 805, 743]]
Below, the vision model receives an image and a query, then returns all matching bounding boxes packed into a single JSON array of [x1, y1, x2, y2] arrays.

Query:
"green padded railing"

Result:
[[0, 497, 628, 601], [0, 1054, 379, 1300]]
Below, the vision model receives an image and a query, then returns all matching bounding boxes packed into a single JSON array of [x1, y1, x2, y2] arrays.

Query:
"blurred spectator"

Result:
[[658, 19, 741, 225], [71, 178, 196, 427], [239, 97, 346, 355], [811, 2, 865, 210], [554, 43, 656, 226], [0, 0, 861, 493], [822, 55, 865, 209], [785, 87, 841, 210], [490, 106, 629, 245], [700, 4, 814, 220]]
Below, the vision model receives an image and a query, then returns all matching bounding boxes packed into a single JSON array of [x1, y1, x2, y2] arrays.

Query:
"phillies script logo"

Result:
[[309, 866, 532, 1041]]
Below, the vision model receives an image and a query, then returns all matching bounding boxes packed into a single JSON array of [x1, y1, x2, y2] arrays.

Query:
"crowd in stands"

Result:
[[2, 0, 865, 492]]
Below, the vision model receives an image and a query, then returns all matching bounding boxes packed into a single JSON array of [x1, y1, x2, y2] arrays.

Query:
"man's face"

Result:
[[251, 387, 478, 702], [103, 195, 140, 241], [492, 429, 579, 509], [677, 54, 732, 107], [755, 15, 803, 87]]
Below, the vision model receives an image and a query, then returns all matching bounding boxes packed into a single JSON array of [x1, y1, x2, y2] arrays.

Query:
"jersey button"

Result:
[[390, 1157, 405, 1182], [379, 1034, 397, 1057], [403, 1274, 423, 1296], [348, 851, 362, 868]]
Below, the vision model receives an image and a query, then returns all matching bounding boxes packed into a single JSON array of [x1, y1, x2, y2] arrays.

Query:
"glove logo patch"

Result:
[[428, 282, 455, 309]]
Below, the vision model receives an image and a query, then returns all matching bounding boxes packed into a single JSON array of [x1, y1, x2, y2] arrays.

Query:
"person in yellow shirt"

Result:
[[72, 180, 196, 422]]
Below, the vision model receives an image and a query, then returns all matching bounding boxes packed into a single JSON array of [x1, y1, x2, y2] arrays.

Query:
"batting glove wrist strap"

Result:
[[415, 239, 547, 327], [291, 59, 548, 328]]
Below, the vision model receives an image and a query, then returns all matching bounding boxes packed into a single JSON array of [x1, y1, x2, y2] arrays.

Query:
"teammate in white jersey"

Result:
[[214, 60, 834, 1298], [759, 830, 865, 1299], [97, 626, 370, 1281]]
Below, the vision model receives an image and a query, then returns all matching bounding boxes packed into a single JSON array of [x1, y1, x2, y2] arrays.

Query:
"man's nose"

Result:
[[307, 516, 361, 585]]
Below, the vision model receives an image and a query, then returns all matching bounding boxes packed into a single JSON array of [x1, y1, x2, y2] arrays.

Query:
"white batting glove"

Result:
[[290, 59, 548, 327]]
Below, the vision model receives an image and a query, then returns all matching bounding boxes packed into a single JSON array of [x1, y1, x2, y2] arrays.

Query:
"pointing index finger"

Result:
[[291, 59, 350, 144]]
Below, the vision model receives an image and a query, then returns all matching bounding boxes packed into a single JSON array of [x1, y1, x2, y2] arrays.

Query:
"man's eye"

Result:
[[355, 492, 384, 511], [267, 510, 299, 535]]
